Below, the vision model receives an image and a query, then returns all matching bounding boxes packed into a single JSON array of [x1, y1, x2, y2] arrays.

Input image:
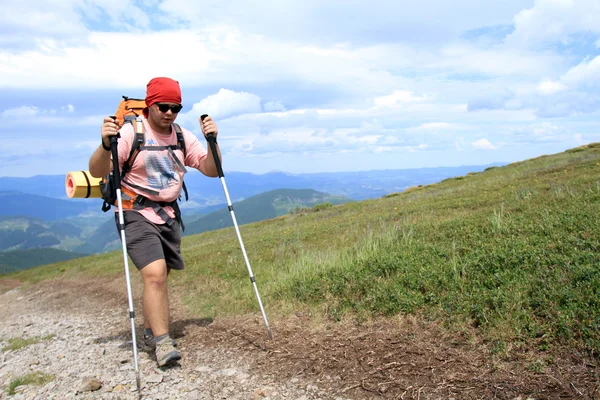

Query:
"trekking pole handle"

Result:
[[201, 114, 224, 178], [109, 115, 121, 190]]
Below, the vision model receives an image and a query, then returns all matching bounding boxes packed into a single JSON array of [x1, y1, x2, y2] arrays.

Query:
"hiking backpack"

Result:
[[114, 96, 146, 127], [100, 96, 189, 230]]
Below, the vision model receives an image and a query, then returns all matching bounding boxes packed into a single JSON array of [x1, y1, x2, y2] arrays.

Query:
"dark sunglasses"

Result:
[[156, 103, 183, 113]]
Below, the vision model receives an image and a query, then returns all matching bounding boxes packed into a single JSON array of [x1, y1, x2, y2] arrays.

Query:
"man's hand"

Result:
[[199, 115, 218, 139], [101, 116, 119, 149]]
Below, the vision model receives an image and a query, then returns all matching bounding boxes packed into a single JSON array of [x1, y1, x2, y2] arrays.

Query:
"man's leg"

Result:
[[140, 259, 180, 366], [140, 258, 170, 336]]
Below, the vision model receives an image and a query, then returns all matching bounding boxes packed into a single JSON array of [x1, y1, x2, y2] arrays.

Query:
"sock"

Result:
[[144, 328, 153, 337], [155, 333, 169, 343]]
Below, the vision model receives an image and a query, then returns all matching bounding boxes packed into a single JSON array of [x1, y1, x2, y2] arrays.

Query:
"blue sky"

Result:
[[1, 0, 600, 177]]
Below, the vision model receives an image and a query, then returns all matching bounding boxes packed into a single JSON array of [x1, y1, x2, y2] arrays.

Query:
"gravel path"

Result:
[[0, 284, 355, 400]]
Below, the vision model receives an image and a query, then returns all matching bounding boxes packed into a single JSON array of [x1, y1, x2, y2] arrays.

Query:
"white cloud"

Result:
[[407, 144, 429, 152], [435, 43, 563, 78], [537, 80, 567, 95], [531, 122, 562, 142], [263, 101, 286, 112], [3, 0, 600, 178], [560, 55, 600, 89], [0, 1, 86, 48], [1, 104, 81, 122], [506, 0, 600, 49], [416, 122, 456, 130], [157, 0, 531, 47], [2, 106, 39, 118], [374, 90, 432, 108], [187, 89, 261, 121], [472, 138, 496, 150]]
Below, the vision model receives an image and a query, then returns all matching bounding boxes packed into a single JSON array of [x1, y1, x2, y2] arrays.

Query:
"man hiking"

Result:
[[88, 77, 221, 367]]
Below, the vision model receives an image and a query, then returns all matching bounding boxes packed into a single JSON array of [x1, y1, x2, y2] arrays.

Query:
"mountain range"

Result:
[[0, 164, 502, 272]]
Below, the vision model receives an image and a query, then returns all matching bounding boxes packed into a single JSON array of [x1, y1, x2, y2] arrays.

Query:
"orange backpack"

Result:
[[114, 96, 146, 127]]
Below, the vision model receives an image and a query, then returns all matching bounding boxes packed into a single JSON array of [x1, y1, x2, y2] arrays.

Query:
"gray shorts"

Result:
[[115, 210, 184, 271]]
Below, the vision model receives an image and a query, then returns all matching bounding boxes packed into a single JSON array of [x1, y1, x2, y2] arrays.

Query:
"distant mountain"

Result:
[[0, 212, 119, 258], [178, 166, 507, 202], [0, 188, 351, 257], [0, 216, 86, 251], [0, 175, 70, 199], [185, 188, 352, 235], [0, 165, 504, 207], [72, 217, 121, 255], [0, 191, 95, 221]]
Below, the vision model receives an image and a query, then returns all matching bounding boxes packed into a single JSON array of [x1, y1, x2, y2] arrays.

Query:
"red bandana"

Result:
[[144, 77, 182, 116]]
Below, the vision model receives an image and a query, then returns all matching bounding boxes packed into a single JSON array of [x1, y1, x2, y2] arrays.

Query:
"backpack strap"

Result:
[[121, 118, 145, 179], [173, 123, 189, 201], [173, 123, 186, 157], [101, 119, 142, 213], [130, 196, 185, 232]]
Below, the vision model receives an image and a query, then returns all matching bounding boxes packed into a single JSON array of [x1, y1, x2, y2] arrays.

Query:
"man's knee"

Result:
[[141, 259, 168, 288]]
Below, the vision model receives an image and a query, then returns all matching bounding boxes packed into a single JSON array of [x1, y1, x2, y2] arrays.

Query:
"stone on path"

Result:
[[77, 377, 102, 393]]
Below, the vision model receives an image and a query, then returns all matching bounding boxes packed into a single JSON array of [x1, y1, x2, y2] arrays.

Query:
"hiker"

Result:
[[88, 77, 221, 367]]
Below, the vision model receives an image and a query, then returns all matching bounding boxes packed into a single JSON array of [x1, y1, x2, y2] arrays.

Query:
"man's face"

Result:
[[147, 102, 181, 131]]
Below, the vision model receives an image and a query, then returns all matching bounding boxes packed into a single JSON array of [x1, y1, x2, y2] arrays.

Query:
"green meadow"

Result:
[[7, 143, 600, 355]]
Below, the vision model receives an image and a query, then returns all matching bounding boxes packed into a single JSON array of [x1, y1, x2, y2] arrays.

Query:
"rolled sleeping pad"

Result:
[[65, 170, 102, 198]]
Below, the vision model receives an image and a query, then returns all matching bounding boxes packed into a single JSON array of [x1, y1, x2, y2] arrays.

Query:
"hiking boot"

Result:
[[143, 334, 177, 352], [155, 336, 181, 367]]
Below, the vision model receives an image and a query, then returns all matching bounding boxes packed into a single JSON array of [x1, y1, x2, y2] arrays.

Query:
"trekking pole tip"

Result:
[[136, 375, 142, 398], [267, 328, 274, 340]]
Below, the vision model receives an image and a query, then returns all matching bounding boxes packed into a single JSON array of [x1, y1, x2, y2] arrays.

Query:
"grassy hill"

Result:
[[71, 217, 122, 254], [0, 216, 84, 251], [0, 189, 351, 262], [0, 248, 87, 274], [0, 215, 118, 253], [4, 143, 600, 357], [184, 188, 352, 235]]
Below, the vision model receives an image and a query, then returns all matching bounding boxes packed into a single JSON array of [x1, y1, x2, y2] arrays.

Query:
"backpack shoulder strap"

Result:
[[172, 123, 189, 201], [121, 118, 145, 178], [173, 123, 186, 158]]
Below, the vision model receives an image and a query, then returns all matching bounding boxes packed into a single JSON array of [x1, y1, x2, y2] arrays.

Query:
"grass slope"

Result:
[[0, 248, 86, 274], [5, 144, 600, 355]]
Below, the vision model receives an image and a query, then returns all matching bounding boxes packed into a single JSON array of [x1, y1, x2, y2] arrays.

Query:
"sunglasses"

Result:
[[156, 103, 183, 113]]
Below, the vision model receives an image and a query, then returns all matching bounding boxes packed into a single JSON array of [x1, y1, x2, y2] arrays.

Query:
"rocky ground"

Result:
[[0, 276, 599, 399]]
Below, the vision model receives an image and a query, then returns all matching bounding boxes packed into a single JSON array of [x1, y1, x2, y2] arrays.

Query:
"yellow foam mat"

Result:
[[65, 171, 102, 198]]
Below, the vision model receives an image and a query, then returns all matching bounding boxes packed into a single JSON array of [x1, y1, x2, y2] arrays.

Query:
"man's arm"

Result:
[[89, 117, 119, 178], [89, 145, 111, 178]]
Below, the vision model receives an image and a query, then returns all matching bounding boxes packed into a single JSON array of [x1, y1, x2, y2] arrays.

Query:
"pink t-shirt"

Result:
[[114, 118, 208, 224]]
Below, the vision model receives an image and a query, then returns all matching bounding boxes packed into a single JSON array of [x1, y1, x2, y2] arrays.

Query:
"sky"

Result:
[[1, 0, 600, 178]]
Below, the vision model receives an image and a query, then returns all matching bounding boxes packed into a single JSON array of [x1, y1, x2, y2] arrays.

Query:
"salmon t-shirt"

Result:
[[114, 118, 208, 224]]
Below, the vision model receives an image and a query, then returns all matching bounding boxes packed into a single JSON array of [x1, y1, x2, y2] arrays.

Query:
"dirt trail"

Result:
[[0, 277, 598, 399]]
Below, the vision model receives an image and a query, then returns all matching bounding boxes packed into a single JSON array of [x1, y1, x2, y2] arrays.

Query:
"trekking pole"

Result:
[[201, 114, 273, 340], [109, 117, 142, 395]]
